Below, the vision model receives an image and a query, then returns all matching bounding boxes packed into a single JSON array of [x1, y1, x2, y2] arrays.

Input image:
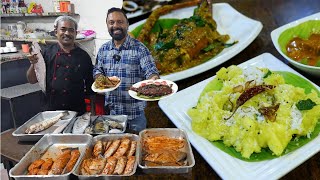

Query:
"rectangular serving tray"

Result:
[[9, 134, 92, 180]]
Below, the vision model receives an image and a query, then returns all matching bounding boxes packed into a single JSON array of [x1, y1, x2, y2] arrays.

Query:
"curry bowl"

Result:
[[271, 13, 320, 77]]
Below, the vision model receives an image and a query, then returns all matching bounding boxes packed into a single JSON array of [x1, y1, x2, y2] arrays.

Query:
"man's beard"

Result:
[[110, 28, 126, 41]]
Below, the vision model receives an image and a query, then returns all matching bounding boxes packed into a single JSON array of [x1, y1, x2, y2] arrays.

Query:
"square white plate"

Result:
[[129, 3, 263, 82], [158, 53, 320, 179]]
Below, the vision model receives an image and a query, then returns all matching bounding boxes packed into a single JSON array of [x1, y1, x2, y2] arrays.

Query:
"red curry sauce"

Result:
[[286, 33, 320, 66]]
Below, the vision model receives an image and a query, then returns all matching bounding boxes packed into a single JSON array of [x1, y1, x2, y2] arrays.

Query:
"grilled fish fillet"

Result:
[[123, 156, 135, 175], [104, 140, 121, 158], [113, 156, 127, 175], [64, 149, 80, 173], [25, 111, 69, 134], [101, 156, 117, 175], [113, 138, 131, 158], [48, 149, 71, 175], [28, 159, 45, 171]]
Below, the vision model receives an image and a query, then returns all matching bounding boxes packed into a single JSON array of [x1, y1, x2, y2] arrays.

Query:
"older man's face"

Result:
[[107, 11, 128, 41], [55, 21, 77, 47]]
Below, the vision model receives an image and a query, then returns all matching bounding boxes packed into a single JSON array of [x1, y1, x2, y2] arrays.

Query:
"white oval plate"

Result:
[[128, 79, 178, 101], [91, 81, 121, 93]]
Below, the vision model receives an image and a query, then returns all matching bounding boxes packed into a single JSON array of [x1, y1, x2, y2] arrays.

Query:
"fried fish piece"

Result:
[[93, 140, 103, 158], [64, 149, 81, 173], [104, 139, 121, 158], [113, 138, 131, 158], [101, 156, 118, 175], [28, 159, 45, 172], [80, 158, 107, 175], [113, 156, 127, 175], [48, 149, 71, 175], [40, 158, 53, 170], [127, 141, 137, 156], [123, 156, 136, 175]]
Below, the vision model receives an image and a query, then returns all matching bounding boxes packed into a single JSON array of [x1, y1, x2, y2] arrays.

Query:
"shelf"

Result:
[[1, 12, 79, 18], [1, 37, 94, 43]]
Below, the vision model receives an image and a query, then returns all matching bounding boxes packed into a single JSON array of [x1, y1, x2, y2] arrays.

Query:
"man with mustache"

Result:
[[26, 16, 94, 115], [93, 8, 159, 132]]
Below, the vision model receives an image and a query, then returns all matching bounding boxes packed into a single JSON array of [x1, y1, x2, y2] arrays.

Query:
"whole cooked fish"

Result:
[[72, 112, 91, 134], [31, 41, 46, 92], [25, 111, 69, 134]]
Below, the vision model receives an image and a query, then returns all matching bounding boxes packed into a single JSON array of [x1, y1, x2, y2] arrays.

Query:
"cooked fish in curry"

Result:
[[136, 1, 232, 74]]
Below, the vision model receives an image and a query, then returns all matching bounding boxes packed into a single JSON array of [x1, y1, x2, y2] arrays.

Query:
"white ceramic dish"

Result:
[[158, 53, 320, 179], [128, 79, 178, 101], [129, 3, 262, 82], [91, 81, 121, 93], [271, 12, 320, 77]]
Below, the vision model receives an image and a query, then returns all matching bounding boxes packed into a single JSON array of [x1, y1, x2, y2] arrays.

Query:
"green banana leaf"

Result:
[[131, 19, 181, 38], [278, 20, 320, 55], [199, 71, 320, 161]]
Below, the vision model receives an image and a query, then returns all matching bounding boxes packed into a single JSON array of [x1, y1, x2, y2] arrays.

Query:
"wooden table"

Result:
[[1, 0, 319, 179]]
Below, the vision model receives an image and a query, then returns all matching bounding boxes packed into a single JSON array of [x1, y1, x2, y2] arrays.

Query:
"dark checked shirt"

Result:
[[93, 35, 159, 120], [41, 43, 94, 114]]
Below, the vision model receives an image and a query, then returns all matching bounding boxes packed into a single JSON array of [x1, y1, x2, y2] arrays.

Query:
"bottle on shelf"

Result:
[[52, 0, 60, 12]]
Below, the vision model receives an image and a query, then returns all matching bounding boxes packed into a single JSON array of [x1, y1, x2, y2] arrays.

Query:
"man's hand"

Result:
[[149, 74, 160, 81], [27, 54, 39, 64]]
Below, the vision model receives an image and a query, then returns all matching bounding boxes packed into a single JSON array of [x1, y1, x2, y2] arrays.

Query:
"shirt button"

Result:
[[66, 65, 69, 68], [62, 103, 65, 106], [65, 78, 68, 81], [54, 77, 57, 80], [63, 89, 67, 93], [57, 64, 60, 68]]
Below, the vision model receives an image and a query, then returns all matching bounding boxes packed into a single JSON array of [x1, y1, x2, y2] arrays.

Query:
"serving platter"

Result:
[[91, 81, 121, 93], [12, 111, 78, 141], [129, 3, 263, 81], [128, 79, 178, 101], [158, 53, 320, 179]]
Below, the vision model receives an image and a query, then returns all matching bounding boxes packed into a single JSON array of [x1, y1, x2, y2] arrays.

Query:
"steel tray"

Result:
[[12, 111, 78, 142], [138, 128, 195, 174], [9, 134, 92, 180], [74, 133, 140, 179], [63, 115, 127, 135]]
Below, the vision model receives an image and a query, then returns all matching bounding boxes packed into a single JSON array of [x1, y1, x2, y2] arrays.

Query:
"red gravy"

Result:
[[286, 33, 320, 66]]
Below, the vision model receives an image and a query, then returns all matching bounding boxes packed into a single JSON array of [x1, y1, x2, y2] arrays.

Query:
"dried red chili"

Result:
[[224, 85, 275, 120]]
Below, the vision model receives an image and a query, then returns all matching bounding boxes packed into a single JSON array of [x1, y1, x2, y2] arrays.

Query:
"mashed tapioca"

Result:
[[188, 65, 320, 159]]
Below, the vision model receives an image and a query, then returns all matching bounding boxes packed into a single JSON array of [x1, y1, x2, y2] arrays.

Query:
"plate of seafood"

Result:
[[128, 79, 178, 101], [12, 110, 77, 141], [63, 113, 127, 135], [92, 75, 121, 93], [139, 128, 195, 174], [9, 134, 91, 179], [73, 134, 139, 177], [158, 53, 320, 179], [129, 2, 263, 81]]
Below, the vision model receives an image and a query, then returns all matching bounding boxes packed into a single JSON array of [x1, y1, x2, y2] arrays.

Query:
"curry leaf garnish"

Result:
[[296, 99, 317, 110], [263, 70, 272, 78]]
